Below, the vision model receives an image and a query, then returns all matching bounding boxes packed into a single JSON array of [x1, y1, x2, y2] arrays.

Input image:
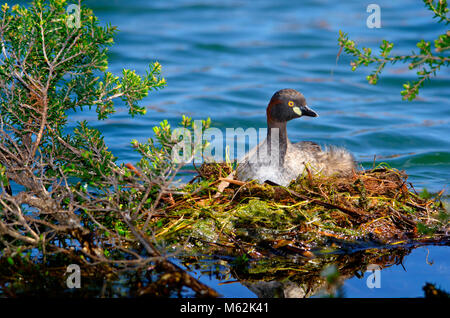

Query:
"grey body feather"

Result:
[[237, 138, 355, 186]]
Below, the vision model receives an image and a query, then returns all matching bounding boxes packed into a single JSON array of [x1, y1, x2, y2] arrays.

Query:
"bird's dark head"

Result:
[[266, 88, 318, 123]]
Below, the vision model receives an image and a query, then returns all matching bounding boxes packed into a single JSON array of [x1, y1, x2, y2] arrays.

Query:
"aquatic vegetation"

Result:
[[161, 165, 449, 296], [122, 161, 448, 297], [149, 163, 448, 258]]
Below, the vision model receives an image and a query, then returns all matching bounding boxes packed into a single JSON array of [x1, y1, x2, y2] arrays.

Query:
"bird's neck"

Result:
[[267, 120, 288, 163]]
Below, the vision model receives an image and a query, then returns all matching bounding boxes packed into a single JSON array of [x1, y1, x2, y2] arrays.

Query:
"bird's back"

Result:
[[237, 139, 355, 186], [291, 141, 356, 177]]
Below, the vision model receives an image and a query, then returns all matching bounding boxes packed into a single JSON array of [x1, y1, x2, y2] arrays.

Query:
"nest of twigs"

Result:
[[150, 163, 449, 260]]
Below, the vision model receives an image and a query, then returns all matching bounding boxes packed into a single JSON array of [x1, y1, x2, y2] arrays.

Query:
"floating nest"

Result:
[[150, 163, 449, 260]]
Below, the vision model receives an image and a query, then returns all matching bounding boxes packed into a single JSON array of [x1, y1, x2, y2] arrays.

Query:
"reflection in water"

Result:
[[187, 244, 437, 298], [240, 248, 411, 298]]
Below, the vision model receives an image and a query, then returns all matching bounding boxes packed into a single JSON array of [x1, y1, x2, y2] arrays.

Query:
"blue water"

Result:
[[81, 0, 450, 192], [13, 0, 450, 297]]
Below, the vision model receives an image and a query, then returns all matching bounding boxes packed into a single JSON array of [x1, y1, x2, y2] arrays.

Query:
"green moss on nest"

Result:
[[147, 163, 449, 259]]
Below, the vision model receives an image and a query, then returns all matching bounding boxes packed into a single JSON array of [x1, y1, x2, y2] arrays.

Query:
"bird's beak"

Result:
[[293, 105, 319, 117]]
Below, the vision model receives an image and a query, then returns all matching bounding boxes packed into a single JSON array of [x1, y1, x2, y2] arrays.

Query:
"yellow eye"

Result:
[[288, 101, 294, 107]]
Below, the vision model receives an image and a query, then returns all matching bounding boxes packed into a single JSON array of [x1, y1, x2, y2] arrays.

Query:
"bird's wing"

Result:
[[294, 141, 322, 153]]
